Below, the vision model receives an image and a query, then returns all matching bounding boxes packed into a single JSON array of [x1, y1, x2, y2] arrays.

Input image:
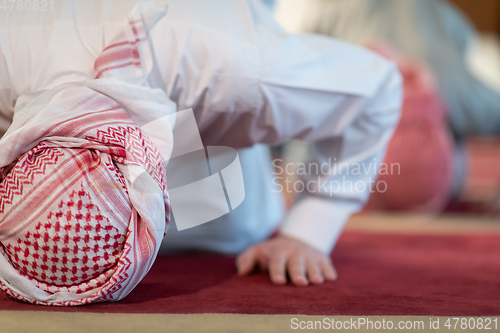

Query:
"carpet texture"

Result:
[[1, 231, 499, 316]]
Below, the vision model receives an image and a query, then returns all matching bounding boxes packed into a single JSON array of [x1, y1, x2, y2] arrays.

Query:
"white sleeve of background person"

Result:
[[256, 11, 403, 252]]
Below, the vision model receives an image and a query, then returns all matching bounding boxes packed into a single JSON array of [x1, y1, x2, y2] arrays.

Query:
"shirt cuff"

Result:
[[279, 197, 359, 254]]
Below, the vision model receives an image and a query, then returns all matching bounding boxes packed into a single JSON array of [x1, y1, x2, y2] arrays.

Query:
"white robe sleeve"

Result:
[[150, 0, 403, 253], [255, 27, 402, 253]]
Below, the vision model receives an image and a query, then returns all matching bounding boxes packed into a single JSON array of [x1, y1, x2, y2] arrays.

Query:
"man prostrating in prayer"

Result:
[[0, 0, 401, 305]]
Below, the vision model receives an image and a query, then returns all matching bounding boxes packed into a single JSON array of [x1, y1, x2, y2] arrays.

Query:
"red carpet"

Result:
[[1, 231, 500, 316]]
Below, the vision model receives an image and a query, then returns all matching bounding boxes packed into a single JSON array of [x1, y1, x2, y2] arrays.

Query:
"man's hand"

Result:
[[236, 235, 337, 286]]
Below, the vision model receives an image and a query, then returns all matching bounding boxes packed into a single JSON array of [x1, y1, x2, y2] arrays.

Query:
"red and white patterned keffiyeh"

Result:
[[0, 2, 175, 306]]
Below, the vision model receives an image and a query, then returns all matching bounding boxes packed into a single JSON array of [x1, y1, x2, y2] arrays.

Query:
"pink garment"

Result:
[[366, 45, 455, 212], [0, 4, 172, 305]]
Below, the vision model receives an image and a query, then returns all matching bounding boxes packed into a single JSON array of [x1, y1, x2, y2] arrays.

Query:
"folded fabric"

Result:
[[0, 2, 174, 306]]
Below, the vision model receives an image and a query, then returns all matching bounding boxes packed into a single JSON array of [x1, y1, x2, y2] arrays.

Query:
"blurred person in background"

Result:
[[275, 0, 500, 215]]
